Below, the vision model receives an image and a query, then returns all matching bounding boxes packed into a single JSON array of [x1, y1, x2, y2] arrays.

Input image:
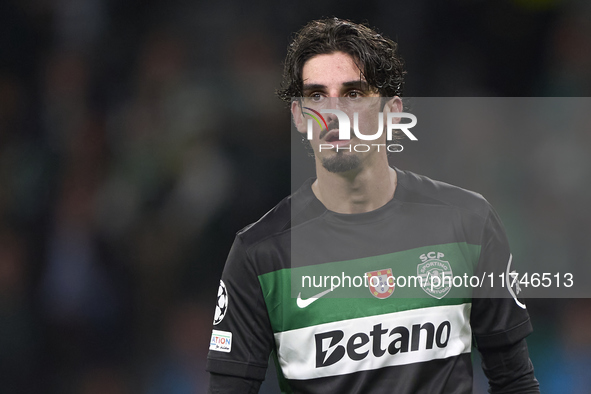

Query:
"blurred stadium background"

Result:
[[1, 0, 591, 392]]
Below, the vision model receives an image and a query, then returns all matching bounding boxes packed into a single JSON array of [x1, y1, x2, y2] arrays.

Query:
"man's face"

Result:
[[292, 52, 400, 174]]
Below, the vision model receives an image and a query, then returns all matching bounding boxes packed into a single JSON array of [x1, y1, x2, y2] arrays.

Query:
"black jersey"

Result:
[[207, 168, 533, 394]]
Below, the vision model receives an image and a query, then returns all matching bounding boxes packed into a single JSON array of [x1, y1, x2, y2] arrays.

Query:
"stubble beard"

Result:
[[321, 151, 361, 173]]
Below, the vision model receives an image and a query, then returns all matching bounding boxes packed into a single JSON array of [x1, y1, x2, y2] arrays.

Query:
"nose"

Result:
[[322, 104, 338, 125], [326, 89, 340, 98], [322, 100, 339, 126]]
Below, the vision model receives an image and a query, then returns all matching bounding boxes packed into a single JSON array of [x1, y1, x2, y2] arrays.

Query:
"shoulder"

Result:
[[396, 168, 492, 220], [236, 194, 292, 247], [235, 178, 321, 250]]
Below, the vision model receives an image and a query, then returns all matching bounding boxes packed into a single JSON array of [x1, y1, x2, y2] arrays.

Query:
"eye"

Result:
[[347, 90, 363, 99], [310, 93, 325, 102]]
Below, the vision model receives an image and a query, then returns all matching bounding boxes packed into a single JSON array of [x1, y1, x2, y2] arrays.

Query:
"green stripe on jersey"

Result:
[[258, 242, 480, 333]]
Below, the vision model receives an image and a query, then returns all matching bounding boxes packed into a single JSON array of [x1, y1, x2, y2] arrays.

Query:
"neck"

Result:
[[312, 160, 397, 214]]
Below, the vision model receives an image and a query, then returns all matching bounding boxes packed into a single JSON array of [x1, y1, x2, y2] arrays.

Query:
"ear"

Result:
[[383, 96, 403, 114], [291, 100, 307, 135], [382, 96, 403, 125]]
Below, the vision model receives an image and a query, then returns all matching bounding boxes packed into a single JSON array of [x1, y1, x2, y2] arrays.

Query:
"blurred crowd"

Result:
[[1, 0, 590, 393]]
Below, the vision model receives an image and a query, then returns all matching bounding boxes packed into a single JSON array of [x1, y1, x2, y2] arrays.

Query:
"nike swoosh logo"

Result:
[[296, 288, 333, 308]]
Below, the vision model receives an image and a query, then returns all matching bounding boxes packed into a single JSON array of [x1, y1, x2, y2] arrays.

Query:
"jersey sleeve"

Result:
[[479, 339, 540, 393], [470, 205, 533, 349], [206, 234, 275, 380], [207, 372, 263, 394]]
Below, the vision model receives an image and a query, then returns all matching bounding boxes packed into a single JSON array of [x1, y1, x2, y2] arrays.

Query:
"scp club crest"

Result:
[[366, 268, 395, 299], [417, 258, 453, 299]]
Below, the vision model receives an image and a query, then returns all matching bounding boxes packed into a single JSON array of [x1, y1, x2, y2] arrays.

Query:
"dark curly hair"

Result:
[[277, 18, 406, 102]]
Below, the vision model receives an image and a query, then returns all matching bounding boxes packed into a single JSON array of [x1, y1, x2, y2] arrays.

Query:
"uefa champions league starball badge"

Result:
[[213, 280, 228, 325]]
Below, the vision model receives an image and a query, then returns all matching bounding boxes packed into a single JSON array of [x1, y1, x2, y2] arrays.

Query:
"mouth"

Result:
[[323, 130, 351, 147]]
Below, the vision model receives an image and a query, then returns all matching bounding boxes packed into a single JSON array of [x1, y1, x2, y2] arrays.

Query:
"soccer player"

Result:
[[207, 18, 539, 393]]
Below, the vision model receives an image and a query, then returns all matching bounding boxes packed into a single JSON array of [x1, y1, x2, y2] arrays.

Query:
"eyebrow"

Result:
[[302, 80, 371, 93]]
